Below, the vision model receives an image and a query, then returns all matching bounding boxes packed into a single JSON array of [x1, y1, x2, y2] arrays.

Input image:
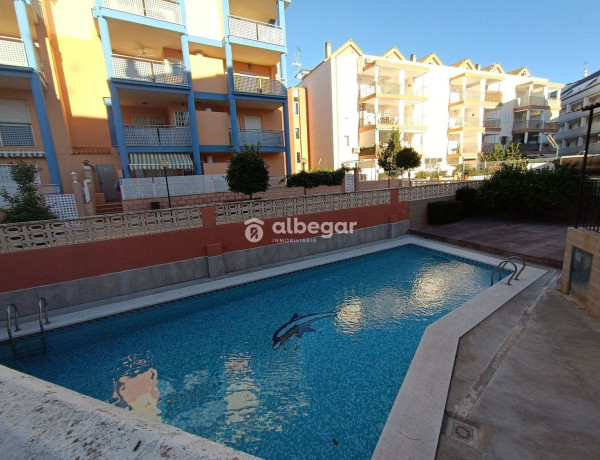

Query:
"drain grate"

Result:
[[444, 416, 479, 448]]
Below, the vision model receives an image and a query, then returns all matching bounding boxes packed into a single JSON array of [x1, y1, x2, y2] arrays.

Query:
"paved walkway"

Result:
[[436, 271, 600, 459], [411, 215, 569, 268]]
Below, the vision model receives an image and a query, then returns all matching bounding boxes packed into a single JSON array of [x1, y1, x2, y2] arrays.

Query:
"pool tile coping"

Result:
[[0, 235, 547, 459]]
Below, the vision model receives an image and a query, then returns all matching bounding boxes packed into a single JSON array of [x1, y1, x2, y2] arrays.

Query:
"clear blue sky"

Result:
[[285, 0, 599, 86]]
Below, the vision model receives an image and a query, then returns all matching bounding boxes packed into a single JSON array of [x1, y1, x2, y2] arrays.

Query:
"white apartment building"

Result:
[[556, 69, 600, 157], [292, 40, 563, 178]]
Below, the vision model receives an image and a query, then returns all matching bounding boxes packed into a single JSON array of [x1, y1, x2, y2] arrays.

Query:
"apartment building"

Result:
[[556, 69, 600, 157], [0, 0, 291, 203], [292, 40, 563, 177]]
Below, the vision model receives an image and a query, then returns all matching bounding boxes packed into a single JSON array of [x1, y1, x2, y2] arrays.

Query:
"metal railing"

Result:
[[359, 83, 426, 98], [112, 54, 188, 85], [232, 73, 285, 96], [447, 143, 495, 155], [228, 15, 284, 46], [359, 113, 425, 127], [512, 120, 558, 131], [515, 96, 559, 108], [0, 36, 28, 67], [449, 90, 502, 103], [576, 179, 600, 232], [236, 129, 284, 147], [448, 117, 482, 129], [484, 118, 501, 129], [0, 122, 35, 147], [103, 0, 182, 24], [123, 125, 192, 146]]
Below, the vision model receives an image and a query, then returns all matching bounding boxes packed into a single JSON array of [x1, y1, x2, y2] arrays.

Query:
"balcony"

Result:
[[236, 129, 284, 147], [102, 0, 182, 24], [112, 55, 188, 86], [359, 82, 426, 99], [123, 125, 191, 146], [484, 118, 501, 130], [0, 36, 28, 67], [555, 122, 600, 141], [449, 90, 502, 104], [447, 143, 490, 156], [359, 113, 425, 128], [233, 73, 286, 96], [228, 15, 284, 47], [0, 122, 35, 147], [512, 120, 558, 132], [448, 117, 483, 129], [514, 96, 559, 109]]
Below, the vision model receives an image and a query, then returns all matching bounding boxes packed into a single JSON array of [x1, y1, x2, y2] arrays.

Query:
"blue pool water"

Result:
[[0, 244, 501, 459]]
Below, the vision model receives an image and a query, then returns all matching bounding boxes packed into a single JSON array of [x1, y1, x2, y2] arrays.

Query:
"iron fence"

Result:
[[576, 179, 600, 232]]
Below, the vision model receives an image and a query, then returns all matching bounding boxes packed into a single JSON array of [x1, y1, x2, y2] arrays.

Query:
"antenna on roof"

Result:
[[292, 46, 302, 67], [583, 61, 589, 78]]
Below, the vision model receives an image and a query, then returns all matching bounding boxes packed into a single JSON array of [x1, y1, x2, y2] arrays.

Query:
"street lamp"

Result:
[[159, 159, 172, 208]]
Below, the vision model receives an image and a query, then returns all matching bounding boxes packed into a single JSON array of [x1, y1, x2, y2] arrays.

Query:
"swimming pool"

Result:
[[0, 244, 504, 459]]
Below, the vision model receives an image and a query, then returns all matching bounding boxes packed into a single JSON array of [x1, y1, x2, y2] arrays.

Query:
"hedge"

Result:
[[427, 201, 463, 225]]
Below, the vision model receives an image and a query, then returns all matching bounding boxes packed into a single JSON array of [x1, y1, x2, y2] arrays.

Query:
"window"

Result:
[[296, 151, 302, 163], [344, 135, 350, 147], [0, 99, 34, 147], [293, 101, 300, 115], [295, 128, 300, 140]]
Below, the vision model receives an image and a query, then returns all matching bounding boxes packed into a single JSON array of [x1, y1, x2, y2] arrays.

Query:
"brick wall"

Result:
[[122, 184, 344, 212]]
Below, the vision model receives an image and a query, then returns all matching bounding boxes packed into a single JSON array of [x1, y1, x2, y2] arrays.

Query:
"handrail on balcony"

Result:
[[228, 15, 284, 46], [232, 73, 286, 96], [234, 129, 284, 147], [123, 124, 192, 146], [112, 54, 188, 86], [0, 36, 28, 67], [102, 0, 182, 24]]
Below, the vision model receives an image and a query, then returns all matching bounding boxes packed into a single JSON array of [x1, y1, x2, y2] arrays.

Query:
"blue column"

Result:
[[222, 0, 239, 151], [96, 14, 115, 79], [282, 100, 291, 175], [277, 0, 288, 85], [108, 83, 131, 178], [30, 75, 62, 190], [14, 0, 37, 71], [181, 35, 202, 174]]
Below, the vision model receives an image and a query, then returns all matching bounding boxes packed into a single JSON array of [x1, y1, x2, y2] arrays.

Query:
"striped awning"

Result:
[[0, 151, 46, 158], [129, 153, 194, 170]]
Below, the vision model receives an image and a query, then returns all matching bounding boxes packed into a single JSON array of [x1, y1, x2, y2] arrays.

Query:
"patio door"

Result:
[[96, 164, 120, 202], [244, 116, 261, 145]]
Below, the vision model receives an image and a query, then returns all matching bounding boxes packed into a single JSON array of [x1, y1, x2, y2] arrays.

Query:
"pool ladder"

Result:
[[491, 256, 526, 286], [6, 298, 50, 357]]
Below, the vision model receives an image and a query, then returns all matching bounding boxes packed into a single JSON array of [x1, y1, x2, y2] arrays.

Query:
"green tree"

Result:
[[485, 142, 526, 161], [225, 144, 270, 199], [395, 146, 422, 186], [0, 162, 57, 224], [377, 128, 401, 187]]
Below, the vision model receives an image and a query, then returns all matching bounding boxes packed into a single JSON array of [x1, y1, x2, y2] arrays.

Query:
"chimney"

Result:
[[410, 53, 417, 62], [475, 63, 481, 70], [325, 42, 332, 59]]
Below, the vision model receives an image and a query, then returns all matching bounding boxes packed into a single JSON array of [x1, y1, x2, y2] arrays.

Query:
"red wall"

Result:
[[0, 195, 408, 293]]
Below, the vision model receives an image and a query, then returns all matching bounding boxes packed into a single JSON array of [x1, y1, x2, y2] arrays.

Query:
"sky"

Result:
[[284, 0, 599, 86]]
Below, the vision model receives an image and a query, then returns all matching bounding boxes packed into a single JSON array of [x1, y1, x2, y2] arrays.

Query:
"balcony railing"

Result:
[[123, 125, 192, 146], [512, 120, 558, 131], [236, 129, 284, 147], [103, 0, 182, 24], [449, 90, 502, 104], [515, 96, 558, 108], [228, 15, 284, 46], [232, 73, 285, 96], [359, 113, 425, 128], [447, 143, 493, 155], [359, 83, 426, 99], [0, 122, 35, 147], [112, 55, 188, 85], [448, 117, 483, 129], [484, 118, 501, 130], [0, 36, 28, 67]]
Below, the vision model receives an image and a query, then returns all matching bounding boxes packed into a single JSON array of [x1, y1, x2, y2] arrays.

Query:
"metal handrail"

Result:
[[38, 297, 50, 332], [504, 256, 526, 280], [7, 303, 20, 341], [491, 260, 518, 286]]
